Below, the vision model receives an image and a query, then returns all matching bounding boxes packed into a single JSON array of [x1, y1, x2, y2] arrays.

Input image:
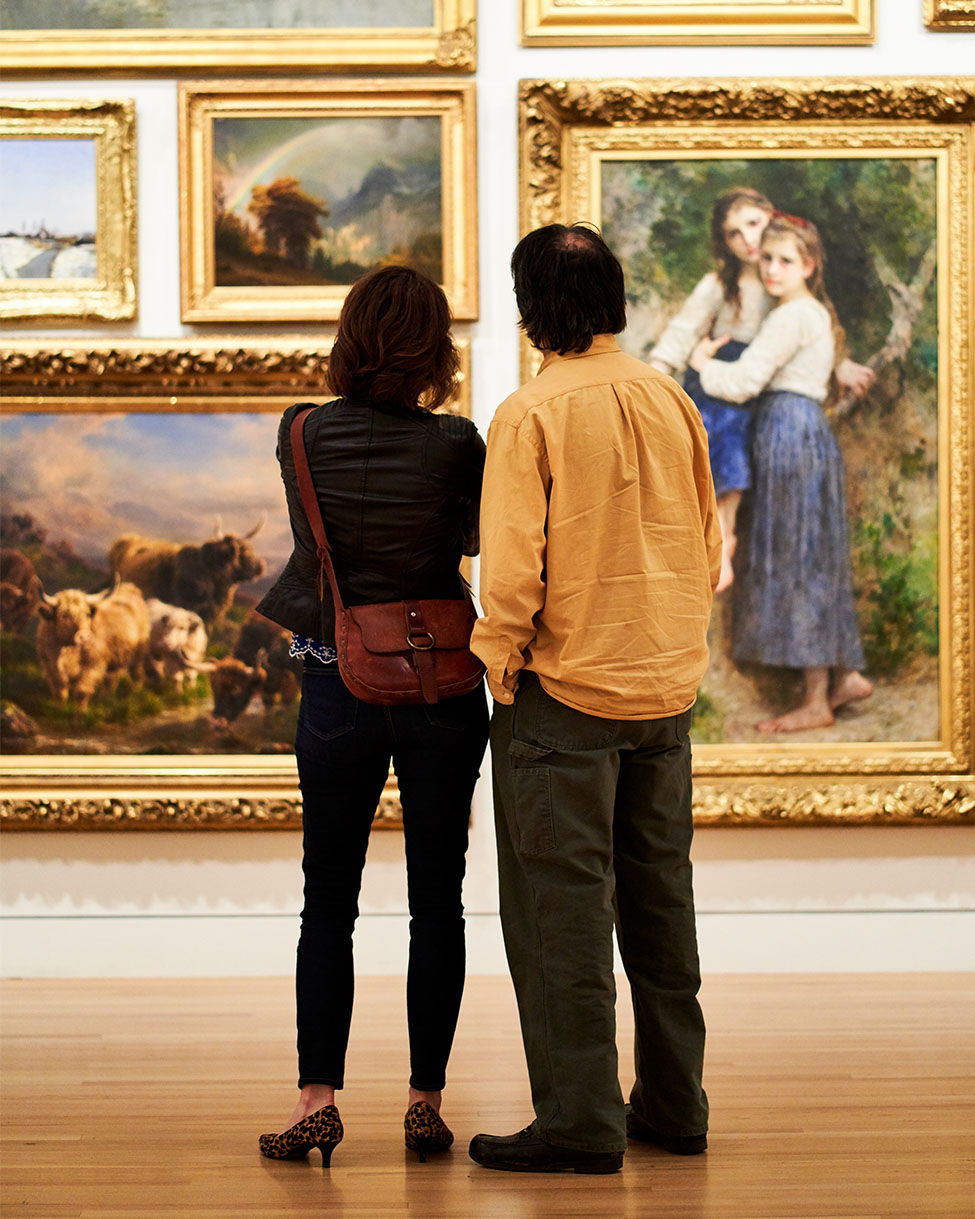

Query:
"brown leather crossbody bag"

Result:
[[289, 406, 485, 706]]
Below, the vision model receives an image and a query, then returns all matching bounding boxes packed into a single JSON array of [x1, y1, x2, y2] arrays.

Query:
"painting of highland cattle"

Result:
[[0, 410, 304, 756], [213, 115, 443, 289], [0, 139, 97, 281]]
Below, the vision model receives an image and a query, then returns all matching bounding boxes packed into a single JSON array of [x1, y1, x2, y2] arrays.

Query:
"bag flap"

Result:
[[348, 599, 475, 654]]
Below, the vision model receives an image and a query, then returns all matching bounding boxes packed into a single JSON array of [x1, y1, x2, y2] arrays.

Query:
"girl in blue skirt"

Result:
[[651, 188, 873, 595], [688, 214, 873, 732]]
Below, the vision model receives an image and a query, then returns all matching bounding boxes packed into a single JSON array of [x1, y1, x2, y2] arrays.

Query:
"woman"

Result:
[[255, 266, 489, 1165]]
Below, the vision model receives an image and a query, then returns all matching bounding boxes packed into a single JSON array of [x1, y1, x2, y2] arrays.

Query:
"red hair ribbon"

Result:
[[771, 209, 811, 229]]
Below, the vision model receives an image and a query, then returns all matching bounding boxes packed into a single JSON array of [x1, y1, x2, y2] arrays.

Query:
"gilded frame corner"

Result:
[[518, 77, 975, 825], [0, 99, 137, 323], [924, 0, 975, 29], [0, 337, 471, 831], [179, 79, 478, 325], [520, 0, 875, 46], [0, 2, 476, 74]]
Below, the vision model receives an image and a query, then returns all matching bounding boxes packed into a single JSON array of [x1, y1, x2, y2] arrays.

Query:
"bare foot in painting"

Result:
[[715, 534, 736, 594], [756, 701, 835, 733], [829, 670, 873, 711]]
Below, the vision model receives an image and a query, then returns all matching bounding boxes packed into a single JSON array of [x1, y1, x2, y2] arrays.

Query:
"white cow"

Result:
[[145, 598, 211, 692]]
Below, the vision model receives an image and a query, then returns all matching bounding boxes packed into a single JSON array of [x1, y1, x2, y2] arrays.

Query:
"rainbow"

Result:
[[225, 127, 326, 214]]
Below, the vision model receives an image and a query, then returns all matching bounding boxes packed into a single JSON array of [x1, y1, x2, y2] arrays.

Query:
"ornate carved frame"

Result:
[[0, 337, 471, 831], [0, 99, 137, 323], [519, 78, 975, 824], [924, 0, 975, 29], [0, 1, 476, 73], [179, 79, 478, 324], [521, 0, 874, 45]]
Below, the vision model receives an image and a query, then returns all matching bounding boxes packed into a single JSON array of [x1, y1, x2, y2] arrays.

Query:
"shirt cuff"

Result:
[[487, 675, 516, 704]]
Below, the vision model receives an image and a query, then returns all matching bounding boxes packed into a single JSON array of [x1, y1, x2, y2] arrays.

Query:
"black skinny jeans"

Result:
[[294, 657, 489, 1092]]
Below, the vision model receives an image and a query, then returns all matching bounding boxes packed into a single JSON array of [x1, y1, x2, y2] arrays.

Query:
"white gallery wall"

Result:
[[2, 0, 974, 977]]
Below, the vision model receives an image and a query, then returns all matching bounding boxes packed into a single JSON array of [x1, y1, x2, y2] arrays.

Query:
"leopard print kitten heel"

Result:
[[404, 1101, 454, 1162], [258, 1104, 344, 1166]]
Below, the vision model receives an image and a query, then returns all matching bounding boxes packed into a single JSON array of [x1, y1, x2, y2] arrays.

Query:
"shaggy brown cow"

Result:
[[0, 548, 43, 633], [233, 610, 301, 713], [209, 649, 268, 729], [35, 581, 150, 710], [107, 521, 266, 625]]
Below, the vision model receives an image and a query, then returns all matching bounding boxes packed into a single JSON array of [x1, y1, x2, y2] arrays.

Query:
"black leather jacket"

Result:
[[256, 398, 485, 644]]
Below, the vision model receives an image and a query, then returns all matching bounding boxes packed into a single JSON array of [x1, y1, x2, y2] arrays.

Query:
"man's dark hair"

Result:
[[511, 224, 626, 355], [328, 265, 460, 411]]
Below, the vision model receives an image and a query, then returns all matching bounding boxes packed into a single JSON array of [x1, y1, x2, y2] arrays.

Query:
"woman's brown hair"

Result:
[[327, 266, 460, 411], [710, 186, 774, 312]]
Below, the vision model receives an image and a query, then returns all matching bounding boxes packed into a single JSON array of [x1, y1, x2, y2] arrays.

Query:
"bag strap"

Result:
[[289, 406, 347, 615]]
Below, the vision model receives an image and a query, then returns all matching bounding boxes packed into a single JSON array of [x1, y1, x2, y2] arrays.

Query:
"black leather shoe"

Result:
[[469, 1124, 623, 1174], [625, 1105, 707, 1155]]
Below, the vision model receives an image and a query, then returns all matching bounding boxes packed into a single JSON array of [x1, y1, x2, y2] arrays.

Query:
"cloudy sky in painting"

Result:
[[0, 140, 96, 237], [214, 115, 441, 219], [0, 413, 292, 579]]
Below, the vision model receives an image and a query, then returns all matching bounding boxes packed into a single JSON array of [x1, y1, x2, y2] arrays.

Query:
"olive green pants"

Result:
[[491, 673, 708, 1154]]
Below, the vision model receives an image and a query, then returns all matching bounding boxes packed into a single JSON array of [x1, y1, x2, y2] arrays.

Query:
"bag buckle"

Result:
[[407, 632, 436, 651]]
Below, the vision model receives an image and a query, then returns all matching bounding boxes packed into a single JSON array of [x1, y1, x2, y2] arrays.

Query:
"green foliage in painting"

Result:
[[602, 156, 937, 365], [852, 512, 939, 676]]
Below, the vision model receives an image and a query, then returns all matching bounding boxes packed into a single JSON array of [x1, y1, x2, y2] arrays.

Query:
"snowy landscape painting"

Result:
[[0, 138, 97, 281]]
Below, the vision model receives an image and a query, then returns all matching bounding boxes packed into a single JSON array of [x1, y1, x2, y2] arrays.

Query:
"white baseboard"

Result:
[[2, 910, 973, 977]]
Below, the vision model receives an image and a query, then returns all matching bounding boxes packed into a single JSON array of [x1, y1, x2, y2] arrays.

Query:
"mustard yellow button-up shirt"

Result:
[[470, 335, 721, 720]]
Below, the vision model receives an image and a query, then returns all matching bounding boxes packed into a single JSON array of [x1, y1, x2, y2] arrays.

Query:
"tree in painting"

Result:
[[247, 178, 329, 270]]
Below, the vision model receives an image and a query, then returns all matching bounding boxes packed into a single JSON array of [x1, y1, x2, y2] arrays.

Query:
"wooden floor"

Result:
[[2, 974, 973, 1219]]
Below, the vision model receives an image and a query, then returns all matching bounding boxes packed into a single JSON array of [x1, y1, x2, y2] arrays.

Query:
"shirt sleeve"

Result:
[[698, 303, 801, 403], [650, 273, 723, 374], [461, 425, 487, 557], [469, 416, 551, 704]]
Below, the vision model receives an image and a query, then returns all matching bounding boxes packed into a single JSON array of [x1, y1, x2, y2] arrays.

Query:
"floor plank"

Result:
[[2, 974, 973, 1218]]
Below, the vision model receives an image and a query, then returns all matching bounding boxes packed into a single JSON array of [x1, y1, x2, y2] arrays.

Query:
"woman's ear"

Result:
[[802, 257, 816, 281]]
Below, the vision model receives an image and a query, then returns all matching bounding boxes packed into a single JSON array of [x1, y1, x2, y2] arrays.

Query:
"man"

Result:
[[468, 224, 721, 1174]]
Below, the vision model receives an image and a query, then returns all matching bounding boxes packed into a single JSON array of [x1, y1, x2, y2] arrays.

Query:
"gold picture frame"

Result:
[[925, 0, 975, 28], [519, 77, 975, 823], [179, 79, 478, 325], [0, 337, 471, 831], [0, 99, 137, 323], [521, 0, 875, 45], [0, 1, 475, 74]]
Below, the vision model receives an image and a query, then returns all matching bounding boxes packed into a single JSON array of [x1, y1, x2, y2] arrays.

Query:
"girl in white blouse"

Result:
[[650, 187, 873, 594], [688, 215, 872, 733]]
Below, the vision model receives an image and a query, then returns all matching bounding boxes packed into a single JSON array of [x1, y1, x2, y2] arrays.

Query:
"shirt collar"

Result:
[[538, 334, 621, 373]]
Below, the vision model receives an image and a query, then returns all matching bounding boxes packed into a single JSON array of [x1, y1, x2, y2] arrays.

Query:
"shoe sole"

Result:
[[470, 1156, 622, 1174]]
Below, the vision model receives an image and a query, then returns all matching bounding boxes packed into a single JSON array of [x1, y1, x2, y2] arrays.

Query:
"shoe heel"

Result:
[[317, 1142, 336, 1167]]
